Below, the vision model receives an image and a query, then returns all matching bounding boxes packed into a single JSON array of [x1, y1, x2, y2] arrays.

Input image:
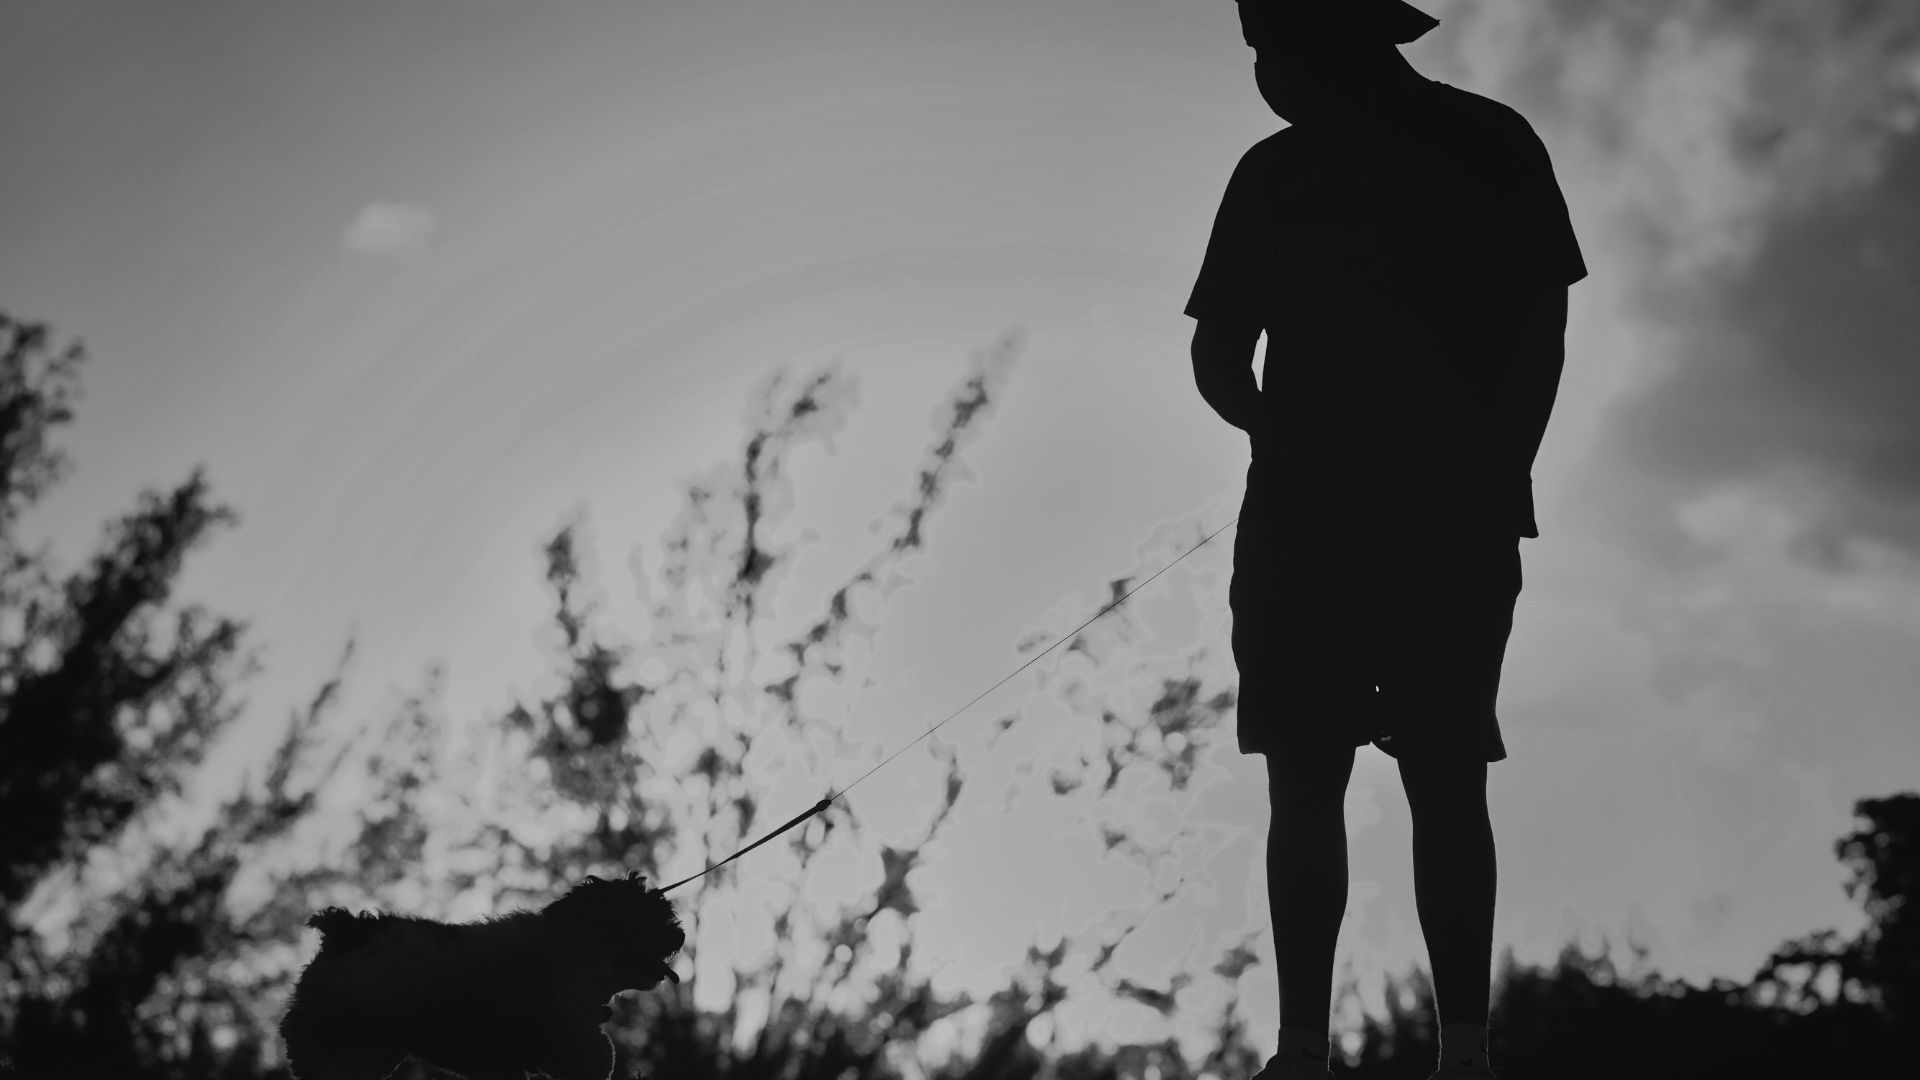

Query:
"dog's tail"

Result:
[[305, 907, 378, 953]]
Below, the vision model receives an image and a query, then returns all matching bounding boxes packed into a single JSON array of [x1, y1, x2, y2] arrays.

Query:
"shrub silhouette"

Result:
[[0, 310, 352, 1078], [1340, 794, 1917, 1078], [0, 315, 1259, 1078], [2, 307, 1913, 1080]]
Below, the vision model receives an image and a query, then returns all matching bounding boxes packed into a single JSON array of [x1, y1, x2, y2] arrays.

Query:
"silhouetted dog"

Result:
[[280, 871, 684, 1080]]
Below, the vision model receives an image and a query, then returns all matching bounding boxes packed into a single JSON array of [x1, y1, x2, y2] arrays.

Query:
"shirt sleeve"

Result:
[[1505, 121, 1587, 288], [1184, 145, 1268, 327]]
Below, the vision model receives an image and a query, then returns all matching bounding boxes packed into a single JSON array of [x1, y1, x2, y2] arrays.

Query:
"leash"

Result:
[[659, 516, 1239, 894]]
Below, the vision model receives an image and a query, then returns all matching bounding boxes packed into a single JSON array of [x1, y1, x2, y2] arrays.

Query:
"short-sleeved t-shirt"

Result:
[[1185, 79, 1587, 538]]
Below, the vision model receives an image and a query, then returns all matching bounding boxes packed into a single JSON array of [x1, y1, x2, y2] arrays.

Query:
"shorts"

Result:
[[1228, 487, 1521, 764]]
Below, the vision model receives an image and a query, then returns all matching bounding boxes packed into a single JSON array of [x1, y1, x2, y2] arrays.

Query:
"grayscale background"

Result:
[[4, 0, 1917, 1058]]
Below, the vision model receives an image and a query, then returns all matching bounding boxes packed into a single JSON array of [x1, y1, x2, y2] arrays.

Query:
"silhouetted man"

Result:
[[1184, 2, 1586, 1078]]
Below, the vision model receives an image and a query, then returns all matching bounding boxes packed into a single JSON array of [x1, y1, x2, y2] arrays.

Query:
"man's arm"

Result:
[[1191, 318, 1265, 435], [1502, 284, 1569, 475]]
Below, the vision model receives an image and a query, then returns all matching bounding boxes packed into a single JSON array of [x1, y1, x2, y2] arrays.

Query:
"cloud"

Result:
[[1407, 3, 1920, 815], [1430, 1, 1920, 558], [340, 201, 436, 257], [1436, 0, 1920, 283]]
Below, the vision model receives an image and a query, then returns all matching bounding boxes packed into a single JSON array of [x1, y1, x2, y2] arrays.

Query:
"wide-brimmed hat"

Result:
[[1237, 0, 1442, 47]]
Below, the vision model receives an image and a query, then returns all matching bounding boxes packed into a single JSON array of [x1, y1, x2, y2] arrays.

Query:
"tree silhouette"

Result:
[[0, 311, 360, 1078], [1340, 792, 1917, 1078], [1751, 793, 1917, 1024], [0, 312, 1260, 1079], [6, 304, 1913, 1080]]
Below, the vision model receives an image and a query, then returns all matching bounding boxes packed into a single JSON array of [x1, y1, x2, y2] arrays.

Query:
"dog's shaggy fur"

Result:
[[279, 871, 684, 1080]]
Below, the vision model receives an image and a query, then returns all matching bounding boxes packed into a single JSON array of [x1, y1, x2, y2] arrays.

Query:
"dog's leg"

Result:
[[531, 1027, 617, 1080]]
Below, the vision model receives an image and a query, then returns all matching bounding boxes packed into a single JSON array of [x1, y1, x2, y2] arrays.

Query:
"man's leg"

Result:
[[1266, 743, 1357, 1033], [1397, 753, 1496, 1029]]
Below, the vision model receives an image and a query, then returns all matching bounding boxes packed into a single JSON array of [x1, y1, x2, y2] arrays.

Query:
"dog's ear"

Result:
[[585, 875, 603, 884], [628, 869, 642, 882]]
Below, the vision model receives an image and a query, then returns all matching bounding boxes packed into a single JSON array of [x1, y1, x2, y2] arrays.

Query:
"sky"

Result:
[[4, 0, 1920, 1060]]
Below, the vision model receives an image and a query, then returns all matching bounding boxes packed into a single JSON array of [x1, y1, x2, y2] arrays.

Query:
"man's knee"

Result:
[[1266, 743, 1355, 811], [1397, 753, 1488, 813]]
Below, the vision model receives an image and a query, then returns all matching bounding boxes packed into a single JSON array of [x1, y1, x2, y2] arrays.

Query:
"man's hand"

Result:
[[1190, 318, 1265, 436]]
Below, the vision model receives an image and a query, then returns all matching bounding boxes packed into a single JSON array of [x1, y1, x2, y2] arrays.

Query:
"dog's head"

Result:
[[542, 870, 685, 991]]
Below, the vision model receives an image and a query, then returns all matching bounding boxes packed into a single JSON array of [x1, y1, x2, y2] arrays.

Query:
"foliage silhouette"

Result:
[[1337, 793, 1917, 1078], [0, 310, 359, 1078], [2, 307, 1915, 1080], [452, 332, 1268, 1079], [0, 316, 1261, 1079]]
